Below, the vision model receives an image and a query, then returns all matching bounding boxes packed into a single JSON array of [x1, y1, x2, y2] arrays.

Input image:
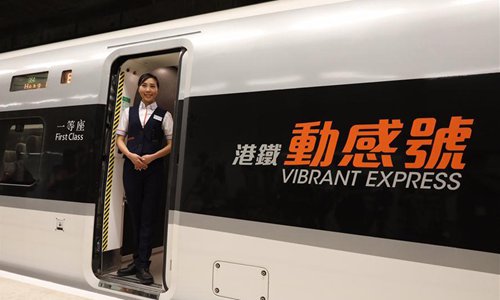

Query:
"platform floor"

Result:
[[0, 251, 165, 299], [0, 271, 120, 300]]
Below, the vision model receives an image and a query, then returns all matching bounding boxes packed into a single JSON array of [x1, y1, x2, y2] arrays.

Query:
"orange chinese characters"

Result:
[[338, 119, 403, 168], [406, 116, 474, 170], [285, 121, 339, 167]]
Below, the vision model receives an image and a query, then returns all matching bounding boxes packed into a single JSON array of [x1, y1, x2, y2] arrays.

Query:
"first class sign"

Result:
[[54, 119, 86, 141]]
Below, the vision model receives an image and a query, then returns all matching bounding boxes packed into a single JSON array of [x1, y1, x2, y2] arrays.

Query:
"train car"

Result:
[[0, 0, 498, 299]]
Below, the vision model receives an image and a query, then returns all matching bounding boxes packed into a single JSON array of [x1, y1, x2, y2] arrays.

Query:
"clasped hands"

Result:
[[129, 153, 154, 171]]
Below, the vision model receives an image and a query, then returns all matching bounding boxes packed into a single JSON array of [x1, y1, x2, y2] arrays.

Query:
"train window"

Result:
[[0, 119, 43, 186], [61, 70, 72, 84], [10, 71, 48, 91]]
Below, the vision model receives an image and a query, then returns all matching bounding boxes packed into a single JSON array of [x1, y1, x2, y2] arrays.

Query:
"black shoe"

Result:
[[117, 262, 137, 277], [136, 268, 154, 285]]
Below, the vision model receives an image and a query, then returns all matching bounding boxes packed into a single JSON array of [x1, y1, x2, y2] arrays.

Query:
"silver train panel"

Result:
[[0, 197, 95, 288], [189, 0, 499, 96], [166, 211, 499, 300], [0, 0, 498, 110]]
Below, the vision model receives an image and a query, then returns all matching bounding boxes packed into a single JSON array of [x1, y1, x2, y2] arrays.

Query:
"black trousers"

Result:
[[123, 158, 163, 269]]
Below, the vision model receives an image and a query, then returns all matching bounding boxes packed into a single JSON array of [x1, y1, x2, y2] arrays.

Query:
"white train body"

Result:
[[0, 0, 498, 299]]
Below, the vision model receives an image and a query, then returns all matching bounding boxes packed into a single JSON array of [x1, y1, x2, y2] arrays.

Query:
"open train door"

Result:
[[93, 48, 186, 299]]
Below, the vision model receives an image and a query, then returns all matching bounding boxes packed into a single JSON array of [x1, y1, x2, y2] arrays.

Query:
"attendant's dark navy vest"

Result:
[[126, 105, 167, 155]]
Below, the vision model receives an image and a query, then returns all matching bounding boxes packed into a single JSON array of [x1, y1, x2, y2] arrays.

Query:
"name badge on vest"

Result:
[[153, 114, 163, 122]]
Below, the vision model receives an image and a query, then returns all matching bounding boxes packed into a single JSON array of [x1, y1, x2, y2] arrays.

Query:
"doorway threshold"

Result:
[[99, 274, 165, 299]]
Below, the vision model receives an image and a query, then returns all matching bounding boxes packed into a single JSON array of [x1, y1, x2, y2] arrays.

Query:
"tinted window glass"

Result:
[[0, 119, 43, 185]]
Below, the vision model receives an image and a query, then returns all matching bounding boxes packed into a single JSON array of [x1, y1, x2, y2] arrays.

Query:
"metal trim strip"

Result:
[[174, 211, 500, 275]]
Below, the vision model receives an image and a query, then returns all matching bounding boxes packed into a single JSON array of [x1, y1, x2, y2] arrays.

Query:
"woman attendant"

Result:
[[115, 73, 173, 285]]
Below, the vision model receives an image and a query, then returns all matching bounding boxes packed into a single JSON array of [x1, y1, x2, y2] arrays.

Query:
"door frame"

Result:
[[92, 45, 189, 297]]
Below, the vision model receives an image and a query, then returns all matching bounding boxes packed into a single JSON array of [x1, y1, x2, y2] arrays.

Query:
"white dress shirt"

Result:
[[117, 101, 173, 140]]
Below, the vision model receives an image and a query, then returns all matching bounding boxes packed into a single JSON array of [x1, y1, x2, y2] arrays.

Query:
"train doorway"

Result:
[[94, 49, 184, 298]]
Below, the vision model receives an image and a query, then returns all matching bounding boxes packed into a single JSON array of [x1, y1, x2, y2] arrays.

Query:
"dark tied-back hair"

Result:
[[138, 73, 160, 88]]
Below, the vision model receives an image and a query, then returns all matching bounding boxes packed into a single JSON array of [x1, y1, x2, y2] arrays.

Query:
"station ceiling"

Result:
[[0, 0, 270, 54]]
